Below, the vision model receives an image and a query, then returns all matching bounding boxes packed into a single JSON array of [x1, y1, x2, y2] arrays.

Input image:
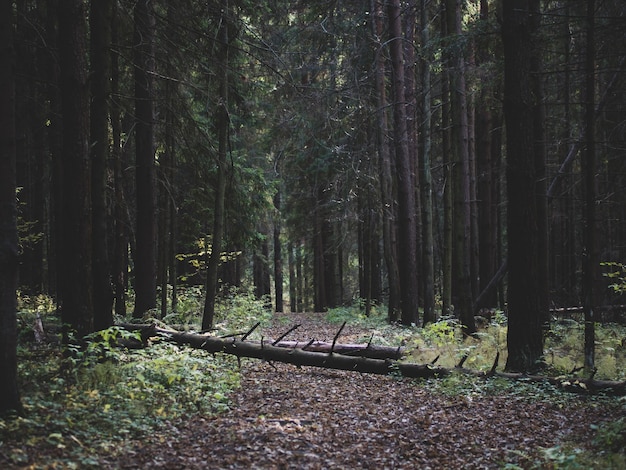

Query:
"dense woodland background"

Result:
[[1, 0, 626, 414]]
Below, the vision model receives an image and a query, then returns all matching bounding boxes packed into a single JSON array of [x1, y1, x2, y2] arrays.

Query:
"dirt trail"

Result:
[[106, 313, 615, 469]]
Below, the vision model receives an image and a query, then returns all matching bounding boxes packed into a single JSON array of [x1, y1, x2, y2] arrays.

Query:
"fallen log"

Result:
[[123, 323, 405, 360], [120, 323, 626, 395], [122, 323, 444, 378]]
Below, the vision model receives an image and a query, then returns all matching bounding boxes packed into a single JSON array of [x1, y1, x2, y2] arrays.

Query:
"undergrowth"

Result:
[[4, 292, 625, 468], [2, 287, 266, 468]]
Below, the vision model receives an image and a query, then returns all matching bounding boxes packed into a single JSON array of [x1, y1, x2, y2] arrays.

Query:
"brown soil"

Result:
[[102, 313, 618, 469]]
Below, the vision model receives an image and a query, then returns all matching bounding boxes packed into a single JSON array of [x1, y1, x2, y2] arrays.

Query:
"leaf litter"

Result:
[[87, 314, 624, 468]]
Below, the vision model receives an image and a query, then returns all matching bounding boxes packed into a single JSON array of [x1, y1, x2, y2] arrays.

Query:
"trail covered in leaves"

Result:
[[103, 313, 620, 469]]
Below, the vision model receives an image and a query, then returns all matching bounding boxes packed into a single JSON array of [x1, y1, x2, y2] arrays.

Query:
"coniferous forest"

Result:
[[1, 0, 626, 467]]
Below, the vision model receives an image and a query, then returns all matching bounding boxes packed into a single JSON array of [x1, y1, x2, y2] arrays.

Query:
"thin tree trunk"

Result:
[[389, 0, 419, 326], [288, 242, 297, 312], [0, 0, 22, 416], [58, 0, 94, 339], [582, 0, 596, 370], [90, 0, 114, 330], [440, 3, 453, 319], [202, 0, 230, 330], [446, 0, 475, 334], [371, 0, 400, 322], [133, 0, 157, 317], [419, 0, 436, 325], [274, 191, 284, 312]]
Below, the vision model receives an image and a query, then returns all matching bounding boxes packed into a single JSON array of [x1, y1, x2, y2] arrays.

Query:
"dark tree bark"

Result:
[[502, 0, 546, 372], [202, 0, 231, 330], [440, 4, 453, 318], [58, 0, 94, 339], [371, 0, 400, 322], [0, 0, 22, 416], [110, 7, 128, 318], [419, 0, 436, 325], [90, 0, 114, 330], [253, 228, 271, 303], [475, 0, 498, 308], [388, 0, 419, 326], [288, 242, 297, 312], [133, 0, 157, 318], [274, 192, 284, 312], [582, 0, 597, 370], [445, 0, 475, 335]]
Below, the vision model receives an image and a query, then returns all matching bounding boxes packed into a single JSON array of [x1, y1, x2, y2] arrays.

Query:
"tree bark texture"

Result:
[[388, 0, 419, 326], [371, 0, 400, 322], [582, 0, 597, 370], [58, 0, 94, 338], [419, 0, 436, 325], [445, 0, 475, 335], [90, 0, 114, 330], [203, 0, 230, 330], [502, 0, 546, 372], [0, 0, 22, 415], [133, 0, 157, 318]]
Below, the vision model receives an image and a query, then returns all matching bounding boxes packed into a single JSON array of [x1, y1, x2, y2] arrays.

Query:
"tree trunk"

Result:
[[133, 0, 157, 318], [202, 0, 231, 330], [371, 0, 400, 322], [274, 192, 284, 312], [446, 0, 476, 335], [0, 0, 22, 416], [58, 0, 94, 339], [502, 0, 546, 372], [582, 0, 597, 371], [388, 0, 419, 326], [121, 324, 626, 396], [90, 0, 114, 330], [419, 0, 436, 325], [440, 4, 453, 319]]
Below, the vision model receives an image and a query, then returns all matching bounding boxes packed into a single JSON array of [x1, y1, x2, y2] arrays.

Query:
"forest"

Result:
[[1, 0, 625, 467]]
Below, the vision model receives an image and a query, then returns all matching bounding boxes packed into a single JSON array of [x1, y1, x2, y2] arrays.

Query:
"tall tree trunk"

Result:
[[445, 0, 475, 334], [110, 7, 128, 318], [440, 2, 453, 318], [475, 0, 497, 308], [371, 0, 400, 322], [503, 0, 546, 372], [133, 0, 157, 318], [274, 191, 284, 312], [90, 0, 114, 330], [419, 0, 436, 325], [582, 0, 596, 370], [202, 0, 230, 330], [58, 0, 94, 339], [0, 0, 22, 416], [388, 0, 419, 326], [288, 242, 297, 312]]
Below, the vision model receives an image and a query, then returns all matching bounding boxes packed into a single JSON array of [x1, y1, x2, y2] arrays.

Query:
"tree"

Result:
[[90, 0, 114, 330], [203, 0, 232, 331], [0, 0, 22, 416], [445, 0, 476, 335], [58, 0, 94, 339], [371, 0, 401, 322], [133, 0, 157, 318], [582, 0, 597, 370], [388, 0, 419, 326], [419, 0, 436, 325], [502, 0, 547, 372]]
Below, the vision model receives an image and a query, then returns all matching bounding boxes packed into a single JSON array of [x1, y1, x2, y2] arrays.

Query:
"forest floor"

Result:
[[96, 312, 624, 469]]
